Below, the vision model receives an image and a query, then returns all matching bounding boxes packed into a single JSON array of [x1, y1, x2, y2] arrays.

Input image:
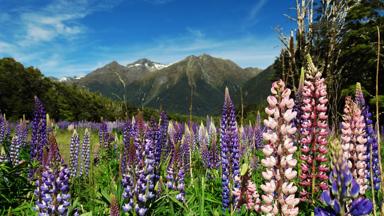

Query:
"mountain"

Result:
[[70, 54, 266, 116], [73, 59, 168, 100]]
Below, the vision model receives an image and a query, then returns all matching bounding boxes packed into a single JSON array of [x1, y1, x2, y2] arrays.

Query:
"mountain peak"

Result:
[[127, 58, 168, 71]]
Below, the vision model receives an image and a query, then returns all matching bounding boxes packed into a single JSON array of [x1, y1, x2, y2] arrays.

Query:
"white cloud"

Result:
[[248, 0, 268, 21], [97, 29, 281, 70]]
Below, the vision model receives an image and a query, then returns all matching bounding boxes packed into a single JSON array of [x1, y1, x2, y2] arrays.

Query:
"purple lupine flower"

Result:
[[121, 121, 132, 175], [314, 140, 373, 216], [9, 135, 22, 165], [158, 111, 169, 159], [355, 83, 381, 191], [16, 120, 28, 147], [0, 114, 7, 144], [181, 125, 192, 174], [30, 97, 48, 162], [165, 122, 187, 201], [121, 115, 158, 216], [254, 111, 264, 150], [80, 129, 91, 176], [34, 134, 71, 215], [220, 87, 240, 210], [199, 123, 210, 168], [69, 130, 80, 177], [148, 118, 161, 184], [99, 122, 108, 148]]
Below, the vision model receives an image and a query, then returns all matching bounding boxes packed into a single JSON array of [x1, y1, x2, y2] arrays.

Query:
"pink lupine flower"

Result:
[[299, 55, 329, 202], [341, 97, 368, 195], [260, 79, 299, 215]]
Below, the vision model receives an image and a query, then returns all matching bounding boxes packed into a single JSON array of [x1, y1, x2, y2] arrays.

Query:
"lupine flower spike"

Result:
[[233, 166, 261, 213], [260, 79, 299, 215], [299, 55, 329, 201], [69, 130, 80, 177], [220, 87, 240, 211], [31, 96, 48, 162], [355, 83, 381, 191], [315, 139, 373, 216], [80, 129, 91, 177], [34, 133, 71, 215], [341, 97, 368, 195]]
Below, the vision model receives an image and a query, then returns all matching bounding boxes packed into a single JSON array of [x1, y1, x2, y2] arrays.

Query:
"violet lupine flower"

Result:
[[165, 123, 186, 202], [16, 120, 28, 147], [220, 87, 240, 211], [80, 129, 91, 176], [341, 97, 368, 195], [148, 118, 161, 184], [238, 125, 248, 156], [0, 114, 7, 144], [31, 97, 48, 162], [199, 123, 210, 168], [260, 80, 299, 215], [314, 140, 373, 216], [158, 111, 168, 160], [69, 130, 80, 177], [199, 121, 220, 170], [299, 56, 330, 201], [355, 83, 381, 190], [254, 111, 264, 150], [121, 121, 133, 175], [121, 115, 157, 216], [99, 122, 108, 148], [34, 134, 71, 215], [182, 125, 192, 174], [9, 136, 22, 165]]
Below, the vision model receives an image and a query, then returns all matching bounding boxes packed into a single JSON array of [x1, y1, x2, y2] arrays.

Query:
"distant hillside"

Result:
[[243, 63, 276, 106], [70, 54, 263, 115], [0, 58, 126, 121]]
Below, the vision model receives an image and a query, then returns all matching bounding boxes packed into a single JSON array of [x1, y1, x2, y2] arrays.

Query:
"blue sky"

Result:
[[0, 0, 295, 77]]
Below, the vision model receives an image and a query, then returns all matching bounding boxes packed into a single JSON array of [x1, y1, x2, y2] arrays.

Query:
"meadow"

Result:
[[1, 55, 384, 216]]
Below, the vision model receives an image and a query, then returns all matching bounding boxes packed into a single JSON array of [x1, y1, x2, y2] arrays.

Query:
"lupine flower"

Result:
[[158, 111, 168, 161], [355, 83, 381, 191], [233, 169, 261, 213], [0, 114, 8, 144], [121, 121, 133, 175], [341, 97, 368, 195], [254, 111, 264, 150], [34, 133, 71, 215], [110, 195, 120, 216], [80, 129, 91, 176], [9, 136, 22, 165], [220, 87, 240, 210], [99, 122, 108, 148], [314, 140, 373, 216], [16, 120, 28, 147], [69, 130, 80, 177], [299, 56, 330, 201], [165, 122, 187, 202], [199, 122, 219, 169], [121, 115, 158, 216], [260, 80, 299, 215], [30, 97, 48, 162], [182, 125, 192, 174]]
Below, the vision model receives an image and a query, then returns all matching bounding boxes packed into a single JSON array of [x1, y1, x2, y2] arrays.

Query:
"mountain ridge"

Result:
[[65, 54, 271, 115]]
